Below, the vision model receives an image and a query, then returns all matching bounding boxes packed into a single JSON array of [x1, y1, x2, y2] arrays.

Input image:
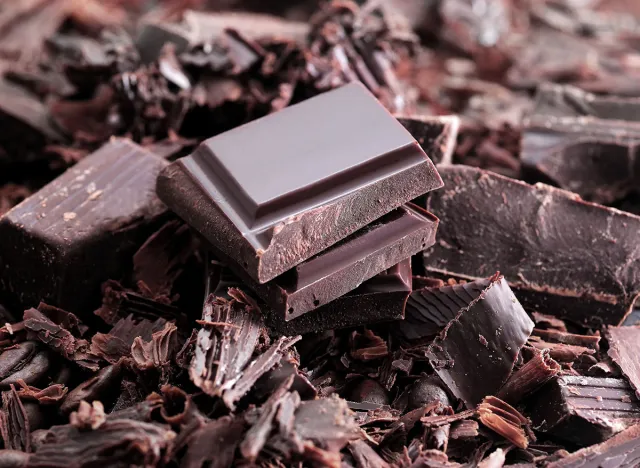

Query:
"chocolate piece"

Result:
[[477, 396, 531, 449], [395, 115, 460, 165], [407, 376, 450, 410], [423, 165, 640, 327], [0, 140, 168, 313], [522, 84, 640, 204], [545, 424, 640, 468], [264, 259, 413, 335], [398, 275, 533, 407], [157, 83, 446, 284], [217, 204, 437, 320], [497, 349, 561, 404], [529, 376, 640, 446], [607, 326, 640, 399]]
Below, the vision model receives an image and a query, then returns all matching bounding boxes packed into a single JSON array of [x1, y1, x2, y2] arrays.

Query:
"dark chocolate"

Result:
[[397, 275, 534, 407], [423, 165, 640, 327], [529, 376, 640, 447], [395, 115, 459, 165], [0, 140, 168, 313], [157, 83, 447, 283], [216, 203, 437, 320], [545, 424, 640, 468], [607, 326, 640, 399], [522, 84, 640, 204]]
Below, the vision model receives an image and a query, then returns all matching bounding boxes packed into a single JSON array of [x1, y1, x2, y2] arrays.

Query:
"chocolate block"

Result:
[[607, 327, 640, 399], [210, 258, 413, 336], [158, 83, 447, 283], [522, 84, 640, 204], [395, 115, 459, 165], [0, 140, 168, 313], [216, 204, 437, 320], [530, 376, 640, 447], [423, 165, 640, 327], [546, 424, 640, 468], [397, 275, 534, 407]]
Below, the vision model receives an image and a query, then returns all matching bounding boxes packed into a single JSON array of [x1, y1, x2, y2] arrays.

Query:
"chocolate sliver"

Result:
[[607, 326, 640, 399]]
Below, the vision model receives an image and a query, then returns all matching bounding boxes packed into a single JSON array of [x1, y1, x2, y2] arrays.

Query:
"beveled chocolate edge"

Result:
[[158, 143, 444, 284], [393, 115, 460, 165]]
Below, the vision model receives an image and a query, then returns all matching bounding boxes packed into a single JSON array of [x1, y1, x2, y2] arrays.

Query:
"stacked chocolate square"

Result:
[[157, 82, 458, 333]]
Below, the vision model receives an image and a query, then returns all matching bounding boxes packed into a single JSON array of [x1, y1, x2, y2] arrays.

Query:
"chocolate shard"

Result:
[[0, 386, 30, 452], [157, 83, 446, 284], [607, 326, 640, 399], [545, 424, 640, 468], [27, 419, 175, 467], [0, 80, 64, 164], [395, 275, 533, 407], [181, 415, 246, 468], [216, 203, 437, 320], [522, 83, 640, 204], [265, 259, 413, 335], [423, 165, 640, 327], [0, 139, 169, 314], [529, 376, 640, 446], [395, 115, 460, 165]]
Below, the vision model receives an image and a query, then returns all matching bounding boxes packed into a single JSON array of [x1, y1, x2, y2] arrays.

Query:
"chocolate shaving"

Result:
[[497, 349, 561, 404], [0, 386, 30, 452], [477, 396, 531, 449], [182, 415, 246, 468], [14, 380, 68, 404], [131, 321, 178, 371], [69, 400, 106, 431]]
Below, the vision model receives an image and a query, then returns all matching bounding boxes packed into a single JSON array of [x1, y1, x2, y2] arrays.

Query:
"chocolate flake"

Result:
[[477, 396, 532, 449], [497, 349, 561, 404]]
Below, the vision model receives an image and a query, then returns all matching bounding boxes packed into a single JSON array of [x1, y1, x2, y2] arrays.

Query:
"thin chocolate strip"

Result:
[[397, 275, 534, 407], [522, 84, 640, 204], [0, 139, 168, 313], [423, 165, 640, 327], [214, 203, 437, 320], [497, 349, 561, 404], [158, 83, 449, 284], [529, 376, 640, 447]]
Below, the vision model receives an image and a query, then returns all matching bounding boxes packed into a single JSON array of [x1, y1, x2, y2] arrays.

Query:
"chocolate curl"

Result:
[[477, 396, 533, 449], [497, 349, 561, 404]]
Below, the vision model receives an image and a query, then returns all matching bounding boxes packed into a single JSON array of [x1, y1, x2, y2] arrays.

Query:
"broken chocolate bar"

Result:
[[545, 424, 640, 468], [0, 140, 168, 313], [529, 376, 640, 447], [157, 82, 447, 284], [213, 204, 437, 320], [396, 275, 534, 407], [607, 326, 640, 399], [423, 165, 640, 327], [210, 257, 413, 336], [522, 83, 640, 204], [395, 115, 459, 165]]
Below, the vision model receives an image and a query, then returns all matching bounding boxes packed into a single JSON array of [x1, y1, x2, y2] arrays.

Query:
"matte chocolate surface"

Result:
[[530, 376, 640, 447], [397, 275, 534, 408], [522, 84, 640, 204], [158, 82, 447, 283], [0, 140, 168, 313], [216, 204, 437, 320], [423, 165, 640, 327]]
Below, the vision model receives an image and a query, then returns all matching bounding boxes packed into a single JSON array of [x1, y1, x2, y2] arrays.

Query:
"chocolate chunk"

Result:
[[0, 140, 168, 313], [398, 275, 533, 407], [529, 376, 640, 446], [407, 376, 450, 410], [423, 165, 640, 327], [348, 379, 389, 407], [395, 115, 460, 165], [264, 259, 413, 335], [214, 204, 437, 320], [607, 326, 640, 399], [545, 424, 640, 468], [157, 83, 446, 284], [522, 84, 640, 204]]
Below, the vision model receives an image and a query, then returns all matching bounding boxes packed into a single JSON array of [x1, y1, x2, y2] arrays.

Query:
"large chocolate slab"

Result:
[[0, 140, 168, 313], [530, 376, 640, 447], [397, 275, 534, 408], [522, 84, 640, 204], [216, 204, 437, 320], [546, 424, 640, 468], [158, 83, 447, 283], [210, 258, 412, 336], [423, 165, 640, 327]]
